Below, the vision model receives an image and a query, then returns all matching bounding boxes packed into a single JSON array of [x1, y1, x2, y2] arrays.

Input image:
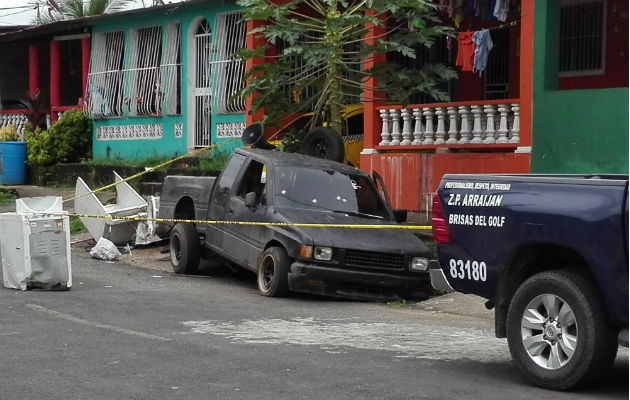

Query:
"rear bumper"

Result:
[[429, 260, 454, 292], [288, 261, 430, 301]]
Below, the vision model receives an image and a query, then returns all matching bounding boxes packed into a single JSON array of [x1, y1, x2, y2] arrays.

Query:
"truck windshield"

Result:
[[273, 166, 389, 219]]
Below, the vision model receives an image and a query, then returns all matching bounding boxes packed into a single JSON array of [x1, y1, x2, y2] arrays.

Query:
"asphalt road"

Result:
[[0, 248, 627, 400]]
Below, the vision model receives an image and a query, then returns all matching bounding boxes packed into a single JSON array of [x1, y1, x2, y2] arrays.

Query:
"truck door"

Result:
[[205, 153, 246, 249], [221, 159, 269, 269]]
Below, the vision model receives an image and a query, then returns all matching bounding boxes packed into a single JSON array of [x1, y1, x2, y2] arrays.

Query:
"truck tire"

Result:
[[299, 127, 344, 163], [169, 223, 200, 275], [506, 270, 617, 390], [257, 247, 290, 297]]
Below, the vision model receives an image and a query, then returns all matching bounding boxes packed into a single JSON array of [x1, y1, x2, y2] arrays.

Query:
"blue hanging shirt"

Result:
[[472, 29, 494, 76]]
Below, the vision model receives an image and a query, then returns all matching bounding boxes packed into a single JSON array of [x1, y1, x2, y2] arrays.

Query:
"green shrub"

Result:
[[200, 151, 230, 173], [278, 127, 303, 153], [0, 124, 19, 141], [0, 186, 18, 205], [25, 109, 92, 167]]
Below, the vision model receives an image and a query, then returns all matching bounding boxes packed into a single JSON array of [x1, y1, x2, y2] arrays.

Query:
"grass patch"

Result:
[[387, 299, 413, 308], [69, 216, 87, 234], [0, 186, 18, 205]]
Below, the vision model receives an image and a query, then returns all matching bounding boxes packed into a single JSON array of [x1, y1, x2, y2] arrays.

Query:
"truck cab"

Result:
[[160, 148, 431, 301]]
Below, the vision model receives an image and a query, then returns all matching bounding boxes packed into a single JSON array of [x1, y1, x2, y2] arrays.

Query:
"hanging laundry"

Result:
[[472, 29, 494, 76], [456, 31, 476, 72], [454, 12, 465, 28], [493, 0, 509, 21], [488, 0, 497, 20]]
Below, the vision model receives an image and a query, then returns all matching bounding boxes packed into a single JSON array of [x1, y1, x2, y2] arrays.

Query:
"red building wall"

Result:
[[362, 152, 530, 211]]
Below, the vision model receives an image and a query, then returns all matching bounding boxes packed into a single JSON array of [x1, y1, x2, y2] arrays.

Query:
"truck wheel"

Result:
[[169, 223, 200, 275], [506, 270, 617, 390], [299, 127, 345, 163], [257, 247, 290, 297]]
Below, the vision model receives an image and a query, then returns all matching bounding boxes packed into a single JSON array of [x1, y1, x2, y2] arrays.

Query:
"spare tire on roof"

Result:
[[299, 127, 344, 163]]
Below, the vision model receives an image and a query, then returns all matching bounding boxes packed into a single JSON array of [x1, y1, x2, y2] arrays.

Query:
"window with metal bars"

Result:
[[128, 26, 163, 116], [559, 0, 606, 76], [85, 31, 125, 118], [86, 24, 182, 119], [212, 11, 246, 114], [163, 22, 182, 115]]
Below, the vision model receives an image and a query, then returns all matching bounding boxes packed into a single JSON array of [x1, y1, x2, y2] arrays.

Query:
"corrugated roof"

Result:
[[0, 0, 212, 42]]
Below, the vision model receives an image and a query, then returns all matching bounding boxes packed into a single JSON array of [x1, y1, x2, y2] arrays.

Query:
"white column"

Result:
[[470, 105, 483, 144], [434, 107, 446, 144], [482, 104, 497, 144], [422, 107, 435, 145], [496, 104, 509, 143], [446, 106, 459, 144], [458, 105, 472, 144], [412, 108, 424, 145], [509, 103, 520, 143], [389, 109, 401, 145], [378, 109, 390, 145], [400, 108, 412, 145]]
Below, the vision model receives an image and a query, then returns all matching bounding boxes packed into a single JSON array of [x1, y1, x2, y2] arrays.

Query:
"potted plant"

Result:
[[0, 124, 27, 185]]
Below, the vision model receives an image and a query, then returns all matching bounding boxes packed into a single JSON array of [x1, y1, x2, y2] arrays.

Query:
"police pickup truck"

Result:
[[430, 174, 628, 390], [158, 146, 431, 301]]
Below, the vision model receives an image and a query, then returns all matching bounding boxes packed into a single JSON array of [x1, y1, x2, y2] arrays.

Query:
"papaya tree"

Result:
[[236, 0, 457, 136]]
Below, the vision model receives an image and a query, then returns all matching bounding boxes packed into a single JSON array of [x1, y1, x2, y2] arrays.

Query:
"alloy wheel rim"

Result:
[[520, 293, 578, 370]]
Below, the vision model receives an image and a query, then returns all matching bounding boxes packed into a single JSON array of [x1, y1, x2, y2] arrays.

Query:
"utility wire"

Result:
[[0, 8, 35, 18], [0, 5, 34, 10]]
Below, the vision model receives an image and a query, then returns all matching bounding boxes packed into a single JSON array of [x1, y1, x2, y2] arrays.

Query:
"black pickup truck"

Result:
[[158, 147, 431, 301], [431, 173, 629, 390]]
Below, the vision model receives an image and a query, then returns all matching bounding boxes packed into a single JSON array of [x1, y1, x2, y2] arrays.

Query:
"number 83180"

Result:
[[449, 259, 487, 281]]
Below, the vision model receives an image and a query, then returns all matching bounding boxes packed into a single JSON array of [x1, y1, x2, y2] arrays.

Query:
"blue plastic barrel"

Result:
[[0, 141, 27, 185]]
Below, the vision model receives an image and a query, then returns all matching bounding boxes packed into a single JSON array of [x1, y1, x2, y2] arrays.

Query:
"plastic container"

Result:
[[0, 141, 27, 185]]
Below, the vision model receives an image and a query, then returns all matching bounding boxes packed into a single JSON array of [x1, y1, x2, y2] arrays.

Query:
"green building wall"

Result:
[[531, 0, 629, 174], [90, 2, 244, 161]]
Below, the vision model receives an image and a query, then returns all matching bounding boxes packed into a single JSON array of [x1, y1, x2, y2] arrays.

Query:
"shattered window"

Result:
[[274, 166, 389, 219]]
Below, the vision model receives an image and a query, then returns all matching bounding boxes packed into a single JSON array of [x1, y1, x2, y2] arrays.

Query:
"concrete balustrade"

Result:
[[376, 99, 520, 147]]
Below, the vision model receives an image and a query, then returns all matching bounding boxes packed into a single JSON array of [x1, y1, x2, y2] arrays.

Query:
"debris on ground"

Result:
[[89, 237, 121, 261]]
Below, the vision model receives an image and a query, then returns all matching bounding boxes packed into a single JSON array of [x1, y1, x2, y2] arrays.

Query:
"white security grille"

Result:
[[162, 22, 182, 115], [559, 0, 605, 76], [194, 19, 213, 147], [85, 31, 125, 118], [86, 25, 182, 119], [128, 26, 163, 116], [212, 11, 246, 113]]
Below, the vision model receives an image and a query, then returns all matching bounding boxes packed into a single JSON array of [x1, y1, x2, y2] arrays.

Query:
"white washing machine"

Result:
[[0, 197, 72, 290]]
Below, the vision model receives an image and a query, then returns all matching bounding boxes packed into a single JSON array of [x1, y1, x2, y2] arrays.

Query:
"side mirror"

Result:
[[244, 192, 257, 208], [393, 209, 407, 223]]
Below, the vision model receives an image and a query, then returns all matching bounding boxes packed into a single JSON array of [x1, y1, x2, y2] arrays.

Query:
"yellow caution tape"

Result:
[[63, 137, 240, 204], [67, 212, 432, 230], [60, 136, 433, 231]]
